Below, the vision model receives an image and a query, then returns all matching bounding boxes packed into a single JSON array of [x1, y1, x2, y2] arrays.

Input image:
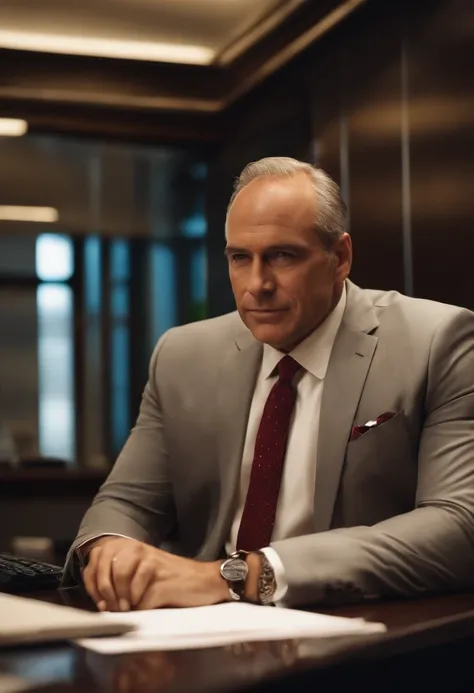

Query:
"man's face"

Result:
[[225, 174, 352, 352]]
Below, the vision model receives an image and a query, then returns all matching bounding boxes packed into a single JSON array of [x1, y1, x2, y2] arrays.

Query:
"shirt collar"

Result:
[[261, 285, 347, 380]]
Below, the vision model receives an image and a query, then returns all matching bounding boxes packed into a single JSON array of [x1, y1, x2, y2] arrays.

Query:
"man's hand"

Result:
[[82, 537, 231, 612]]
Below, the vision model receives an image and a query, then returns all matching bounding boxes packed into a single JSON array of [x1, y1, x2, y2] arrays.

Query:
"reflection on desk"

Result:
[[1, 588, 474, 693]]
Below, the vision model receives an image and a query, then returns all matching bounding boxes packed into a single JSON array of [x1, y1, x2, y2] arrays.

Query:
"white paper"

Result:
[[76, 602, 386, 654]]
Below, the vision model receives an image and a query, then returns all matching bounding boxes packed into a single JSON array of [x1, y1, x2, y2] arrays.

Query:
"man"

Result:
[[65, 157, 474, 612]]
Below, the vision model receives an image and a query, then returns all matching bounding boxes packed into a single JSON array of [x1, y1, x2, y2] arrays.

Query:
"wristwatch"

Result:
[[257, 551, 277, 605], [220, 551, 249, 601]]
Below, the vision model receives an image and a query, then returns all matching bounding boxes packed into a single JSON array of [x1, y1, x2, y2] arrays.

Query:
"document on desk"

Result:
[[77, 602, 386, 654]]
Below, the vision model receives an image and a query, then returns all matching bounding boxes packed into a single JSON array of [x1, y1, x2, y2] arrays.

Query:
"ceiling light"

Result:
[[0, 30, 215, 65], [0, 118, 28, 136], [0, 206, 59, 222]]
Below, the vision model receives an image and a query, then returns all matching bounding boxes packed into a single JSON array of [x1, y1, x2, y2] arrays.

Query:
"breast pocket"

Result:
[[337, 410, 418, 526]]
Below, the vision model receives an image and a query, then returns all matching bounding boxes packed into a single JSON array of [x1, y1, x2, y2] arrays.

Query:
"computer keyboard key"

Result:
[[0, 553, 63, 593]]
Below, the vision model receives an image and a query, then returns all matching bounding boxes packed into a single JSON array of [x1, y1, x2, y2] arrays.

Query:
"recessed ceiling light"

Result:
[[0, 30, 215, 65], [0, 206, 59, 222], [0, 118, 28, 136]]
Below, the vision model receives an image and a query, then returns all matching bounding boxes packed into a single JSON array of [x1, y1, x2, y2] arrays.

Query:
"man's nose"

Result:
[[247, 259, 275, 296]]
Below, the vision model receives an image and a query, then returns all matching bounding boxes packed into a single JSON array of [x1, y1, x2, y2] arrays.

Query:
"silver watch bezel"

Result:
[[220, 557, 249, 601]]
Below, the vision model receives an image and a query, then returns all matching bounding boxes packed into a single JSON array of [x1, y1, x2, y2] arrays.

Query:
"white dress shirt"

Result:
[[227, 286, 347, 601]]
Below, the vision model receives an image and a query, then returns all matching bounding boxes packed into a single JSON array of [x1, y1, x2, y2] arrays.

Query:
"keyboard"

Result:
[[0, 553, 63, 592]]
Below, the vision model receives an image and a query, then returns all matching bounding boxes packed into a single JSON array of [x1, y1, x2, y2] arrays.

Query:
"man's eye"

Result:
[[272, 251, 293, 261], [231, 254, 248, 263]]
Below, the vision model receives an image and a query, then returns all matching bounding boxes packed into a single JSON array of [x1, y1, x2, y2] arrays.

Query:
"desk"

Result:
[[2, 589, 474, 693]]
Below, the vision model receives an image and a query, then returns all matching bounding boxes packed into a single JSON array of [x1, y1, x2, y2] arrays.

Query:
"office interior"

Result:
[[0, 0, 472, 558]]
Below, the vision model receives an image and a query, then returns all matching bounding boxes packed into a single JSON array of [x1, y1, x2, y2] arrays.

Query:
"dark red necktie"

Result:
[[236, 355, 302, 552]]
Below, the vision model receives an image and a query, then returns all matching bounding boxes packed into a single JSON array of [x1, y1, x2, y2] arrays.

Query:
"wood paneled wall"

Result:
[[207, 0, 474, 314]]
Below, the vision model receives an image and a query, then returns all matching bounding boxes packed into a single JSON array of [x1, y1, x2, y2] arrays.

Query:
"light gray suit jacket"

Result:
[[65, 280, 474, 605]]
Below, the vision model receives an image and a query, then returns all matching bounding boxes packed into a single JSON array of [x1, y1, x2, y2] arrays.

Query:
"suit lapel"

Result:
[[205, 330, 262, 558], [314, 282, 379, 532]]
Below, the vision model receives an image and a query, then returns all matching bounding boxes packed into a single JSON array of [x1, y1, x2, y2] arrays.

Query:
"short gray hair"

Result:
[[226, 156, 347, 248]]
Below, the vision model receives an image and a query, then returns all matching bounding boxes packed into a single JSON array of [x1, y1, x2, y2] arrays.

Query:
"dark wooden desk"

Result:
[[2, 589, 474, 693]]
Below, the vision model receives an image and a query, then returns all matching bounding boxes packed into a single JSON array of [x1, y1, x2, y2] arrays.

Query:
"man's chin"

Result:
[[248, 324, 291, 350]]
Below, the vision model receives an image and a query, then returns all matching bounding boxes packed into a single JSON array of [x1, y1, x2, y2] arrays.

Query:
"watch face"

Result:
[[221, 558, 248, 582]]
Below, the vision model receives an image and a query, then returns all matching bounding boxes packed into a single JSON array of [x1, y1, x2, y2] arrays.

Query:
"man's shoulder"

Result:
[[149, 312, 250, 376], [363, 285, 472, 326], [155, 312, 248, 356]]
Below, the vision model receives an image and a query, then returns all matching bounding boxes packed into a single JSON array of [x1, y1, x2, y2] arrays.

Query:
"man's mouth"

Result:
[[246, 308, 288, 319]]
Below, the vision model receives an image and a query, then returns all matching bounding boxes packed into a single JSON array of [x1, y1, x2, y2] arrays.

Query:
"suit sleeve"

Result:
[[271, 308, 474, 607], [63, 333, 177, 584]]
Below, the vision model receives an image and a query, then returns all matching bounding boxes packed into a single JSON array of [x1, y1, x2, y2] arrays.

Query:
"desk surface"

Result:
[[2, 589, 474, 693]]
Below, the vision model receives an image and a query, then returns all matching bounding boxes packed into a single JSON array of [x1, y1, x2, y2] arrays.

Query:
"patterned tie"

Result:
[[236, 355, 302, 552]]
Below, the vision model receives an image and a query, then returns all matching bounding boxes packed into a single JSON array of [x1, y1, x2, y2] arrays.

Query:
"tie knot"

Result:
[[277, 355, 301, 384]]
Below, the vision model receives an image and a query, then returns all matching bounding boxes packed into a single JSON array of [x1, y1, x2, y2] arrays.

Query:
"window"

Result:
[[110, 240, 131, 457], [83, 236, 104, 467], [0, 132, 208, 467], [36, 235, 75, 463], [36, 234, 73, 281], [37, 284, 75, 461], [150, 244, 177, 347]]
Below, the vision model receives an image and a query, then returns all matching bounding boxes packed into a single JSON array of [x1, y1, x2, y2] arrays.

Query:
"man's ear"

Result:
[[334, 233, 352, 280]]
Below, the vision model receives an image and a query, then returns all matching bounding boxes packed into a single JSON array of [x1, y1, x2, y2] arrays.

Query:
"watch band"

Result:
[[257, 551, 277, 605]]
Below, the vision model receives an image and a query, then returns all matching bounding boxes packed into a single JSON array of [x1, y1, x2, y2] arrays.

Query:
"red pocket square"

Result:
[[350, 411, 397, 442]]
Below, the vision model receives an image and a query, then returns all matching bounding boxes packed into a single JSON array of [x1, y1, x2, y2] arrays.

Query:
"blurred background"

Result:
[[0, 0, 472, 554]]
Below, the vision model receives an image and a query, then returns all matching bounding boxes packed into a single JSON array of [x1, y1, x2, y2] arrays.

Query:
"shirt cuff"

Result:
[[260, 546, 288, 603]]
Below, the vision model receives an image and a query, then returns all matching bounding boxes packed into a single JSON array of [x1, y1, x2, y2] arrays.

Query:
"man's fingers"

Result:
[[94, 549, 120, 611], [130, 559, 157, 608], [82, 548, 103, 608], [134, 580, 164, 611], [112, 552, 142, 611], [81, 539, 165, 611]]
